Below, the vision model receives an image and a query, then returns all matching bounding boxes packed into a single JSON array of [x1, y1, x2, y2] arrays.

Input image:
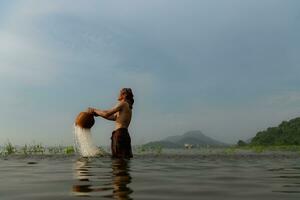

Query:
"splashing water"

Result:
[[73, 124, 105, 157]]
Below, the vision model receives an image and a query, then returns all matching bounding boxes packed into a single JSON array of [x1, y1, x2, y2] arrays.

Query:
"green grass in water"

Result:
[[1, 141, 17, 156], [135, 144, 163, 155], [228, 145, 300, 153], [0, 142, 76, 156]]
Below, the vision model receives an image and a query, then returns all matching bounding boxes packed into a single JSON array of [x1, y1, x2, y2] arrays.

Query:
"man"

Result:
[[87, 88, 134, 159]]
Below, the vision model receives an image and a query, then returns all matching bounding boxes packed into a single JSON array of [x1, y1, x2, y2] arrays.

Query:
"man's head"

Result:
[[118, 88, 134, 109]]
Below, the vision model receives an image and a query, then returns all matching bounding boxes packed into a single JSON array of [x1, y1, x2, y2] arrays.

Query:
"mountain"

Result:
[[142, 141, 181, 148], [250, 117, 300, 145], [144, 130, 227, 148], [164, 130, 226, 146]]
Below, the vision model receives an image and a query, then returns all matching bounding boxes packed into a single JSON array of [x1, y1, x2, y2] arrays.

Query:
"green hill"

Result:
[[143, 141, 181, 148], [250, 117, 300, 146], [144, 130, 227, 148]]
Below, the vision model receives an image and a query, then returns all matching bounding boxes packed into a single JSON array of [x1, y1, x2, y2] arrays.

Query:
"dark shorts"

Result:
[[111, 128, 133, 159]]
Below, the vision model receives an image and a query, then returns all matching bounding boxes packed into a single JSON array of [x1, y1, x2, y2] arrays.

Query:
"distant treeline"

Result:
[[239, 117, 300, 146]]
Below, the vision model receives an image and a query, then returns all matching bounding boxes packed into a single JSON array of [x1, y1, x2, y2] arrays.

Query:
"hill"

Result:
[[142, 141, 181, 148], [250, 117, 300, 145], [144, 130, 226, 148]]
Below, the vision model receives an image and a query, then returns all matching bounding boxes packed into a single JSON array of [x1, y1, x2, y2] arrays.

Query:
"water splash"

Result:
[[73, 124, 105, 157]]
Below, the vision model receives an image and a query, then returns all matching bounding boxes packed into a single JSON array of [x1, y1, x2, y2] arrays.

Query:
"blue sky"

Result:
[[0, 0, 300, 145]]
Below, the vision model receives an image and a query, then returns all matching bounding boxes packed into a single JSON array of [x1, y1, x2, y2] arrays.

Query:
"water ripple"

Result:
[[1, 155, 300, 199]]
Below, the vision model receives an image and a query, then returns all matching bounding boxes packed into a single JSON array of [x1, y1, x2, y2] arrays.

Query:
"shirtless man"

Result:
[[87, 88, 134, 158]]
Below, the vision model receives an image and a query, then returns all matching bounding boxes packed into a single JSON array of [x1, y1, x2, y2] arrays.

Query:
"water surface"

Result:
[[1, 153, 300, 200]]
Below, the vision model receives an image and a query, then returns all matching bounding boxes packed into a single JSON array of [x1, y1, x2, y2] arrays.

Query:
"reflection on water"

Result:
[[111, 159, 133, 199], [72, 158, 132, 199], [71, 156, 300, 199], [1, 154, 300, 200]]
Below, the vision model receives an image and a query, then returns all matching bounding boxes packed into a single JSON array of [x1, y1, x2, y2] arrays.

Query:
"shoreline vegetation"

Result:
[[238, 117, 300, 146], [2, 117, 300, 157], [0, 141, 76, 156], [1, 141, 300, 157]]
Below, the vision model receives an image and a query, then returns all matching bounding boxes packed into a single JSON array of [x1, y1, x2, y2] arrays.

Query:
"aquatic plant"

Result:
[[2, 141, 17, 155], [226, 145, 300, 154], [64, 146, 75, 154], [2, 141, 300, 157], [223, 147, 236, 154], [48, 145, 65, 154], [0, 142, 79, 156], [48, 147, 59, 154], [28, 143, 45, 154], [136, 145, 147, 153], [20, 144, 29, 155], [135, 144, 163, 155], [155, 145, 163, 155], [97, 146, 106, 153], [263, 145, 300, 152], [252, 146, 264, 153]]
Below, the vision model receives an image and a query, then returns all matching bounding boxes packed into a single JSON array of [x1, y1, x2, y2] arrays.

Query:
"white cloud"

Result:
[[0, 31, 58, 85], [0, 1, 64, 86]]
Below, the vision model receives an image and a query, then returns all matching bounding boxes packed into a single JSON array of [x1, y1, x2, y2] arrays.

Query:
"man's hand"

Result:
[[89, 102, 124, 120], [86, 107, 95, 114]]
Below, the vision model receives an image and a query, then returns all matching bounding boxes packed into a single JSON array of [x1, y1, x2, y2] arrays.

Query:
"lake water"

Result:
[[1, 152, 300, 200]]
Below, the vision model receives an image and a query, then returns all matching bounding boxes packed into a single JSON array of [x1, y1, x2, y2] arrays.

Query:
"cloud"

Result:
[[0, 31, 58, 85], [0, 0, 300, 145], [0, 2, 64, 86]]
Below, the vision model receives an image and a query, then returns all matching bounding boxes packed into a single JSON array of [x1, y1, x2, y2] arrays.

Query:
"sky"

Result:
[[0, 0, 300, 146]]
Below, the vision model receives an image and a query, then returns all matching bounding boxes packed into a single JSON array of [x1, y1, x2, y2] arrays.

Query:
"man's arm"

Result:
[[89, 102, 124, 120], [106, 113, 117, 121]]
